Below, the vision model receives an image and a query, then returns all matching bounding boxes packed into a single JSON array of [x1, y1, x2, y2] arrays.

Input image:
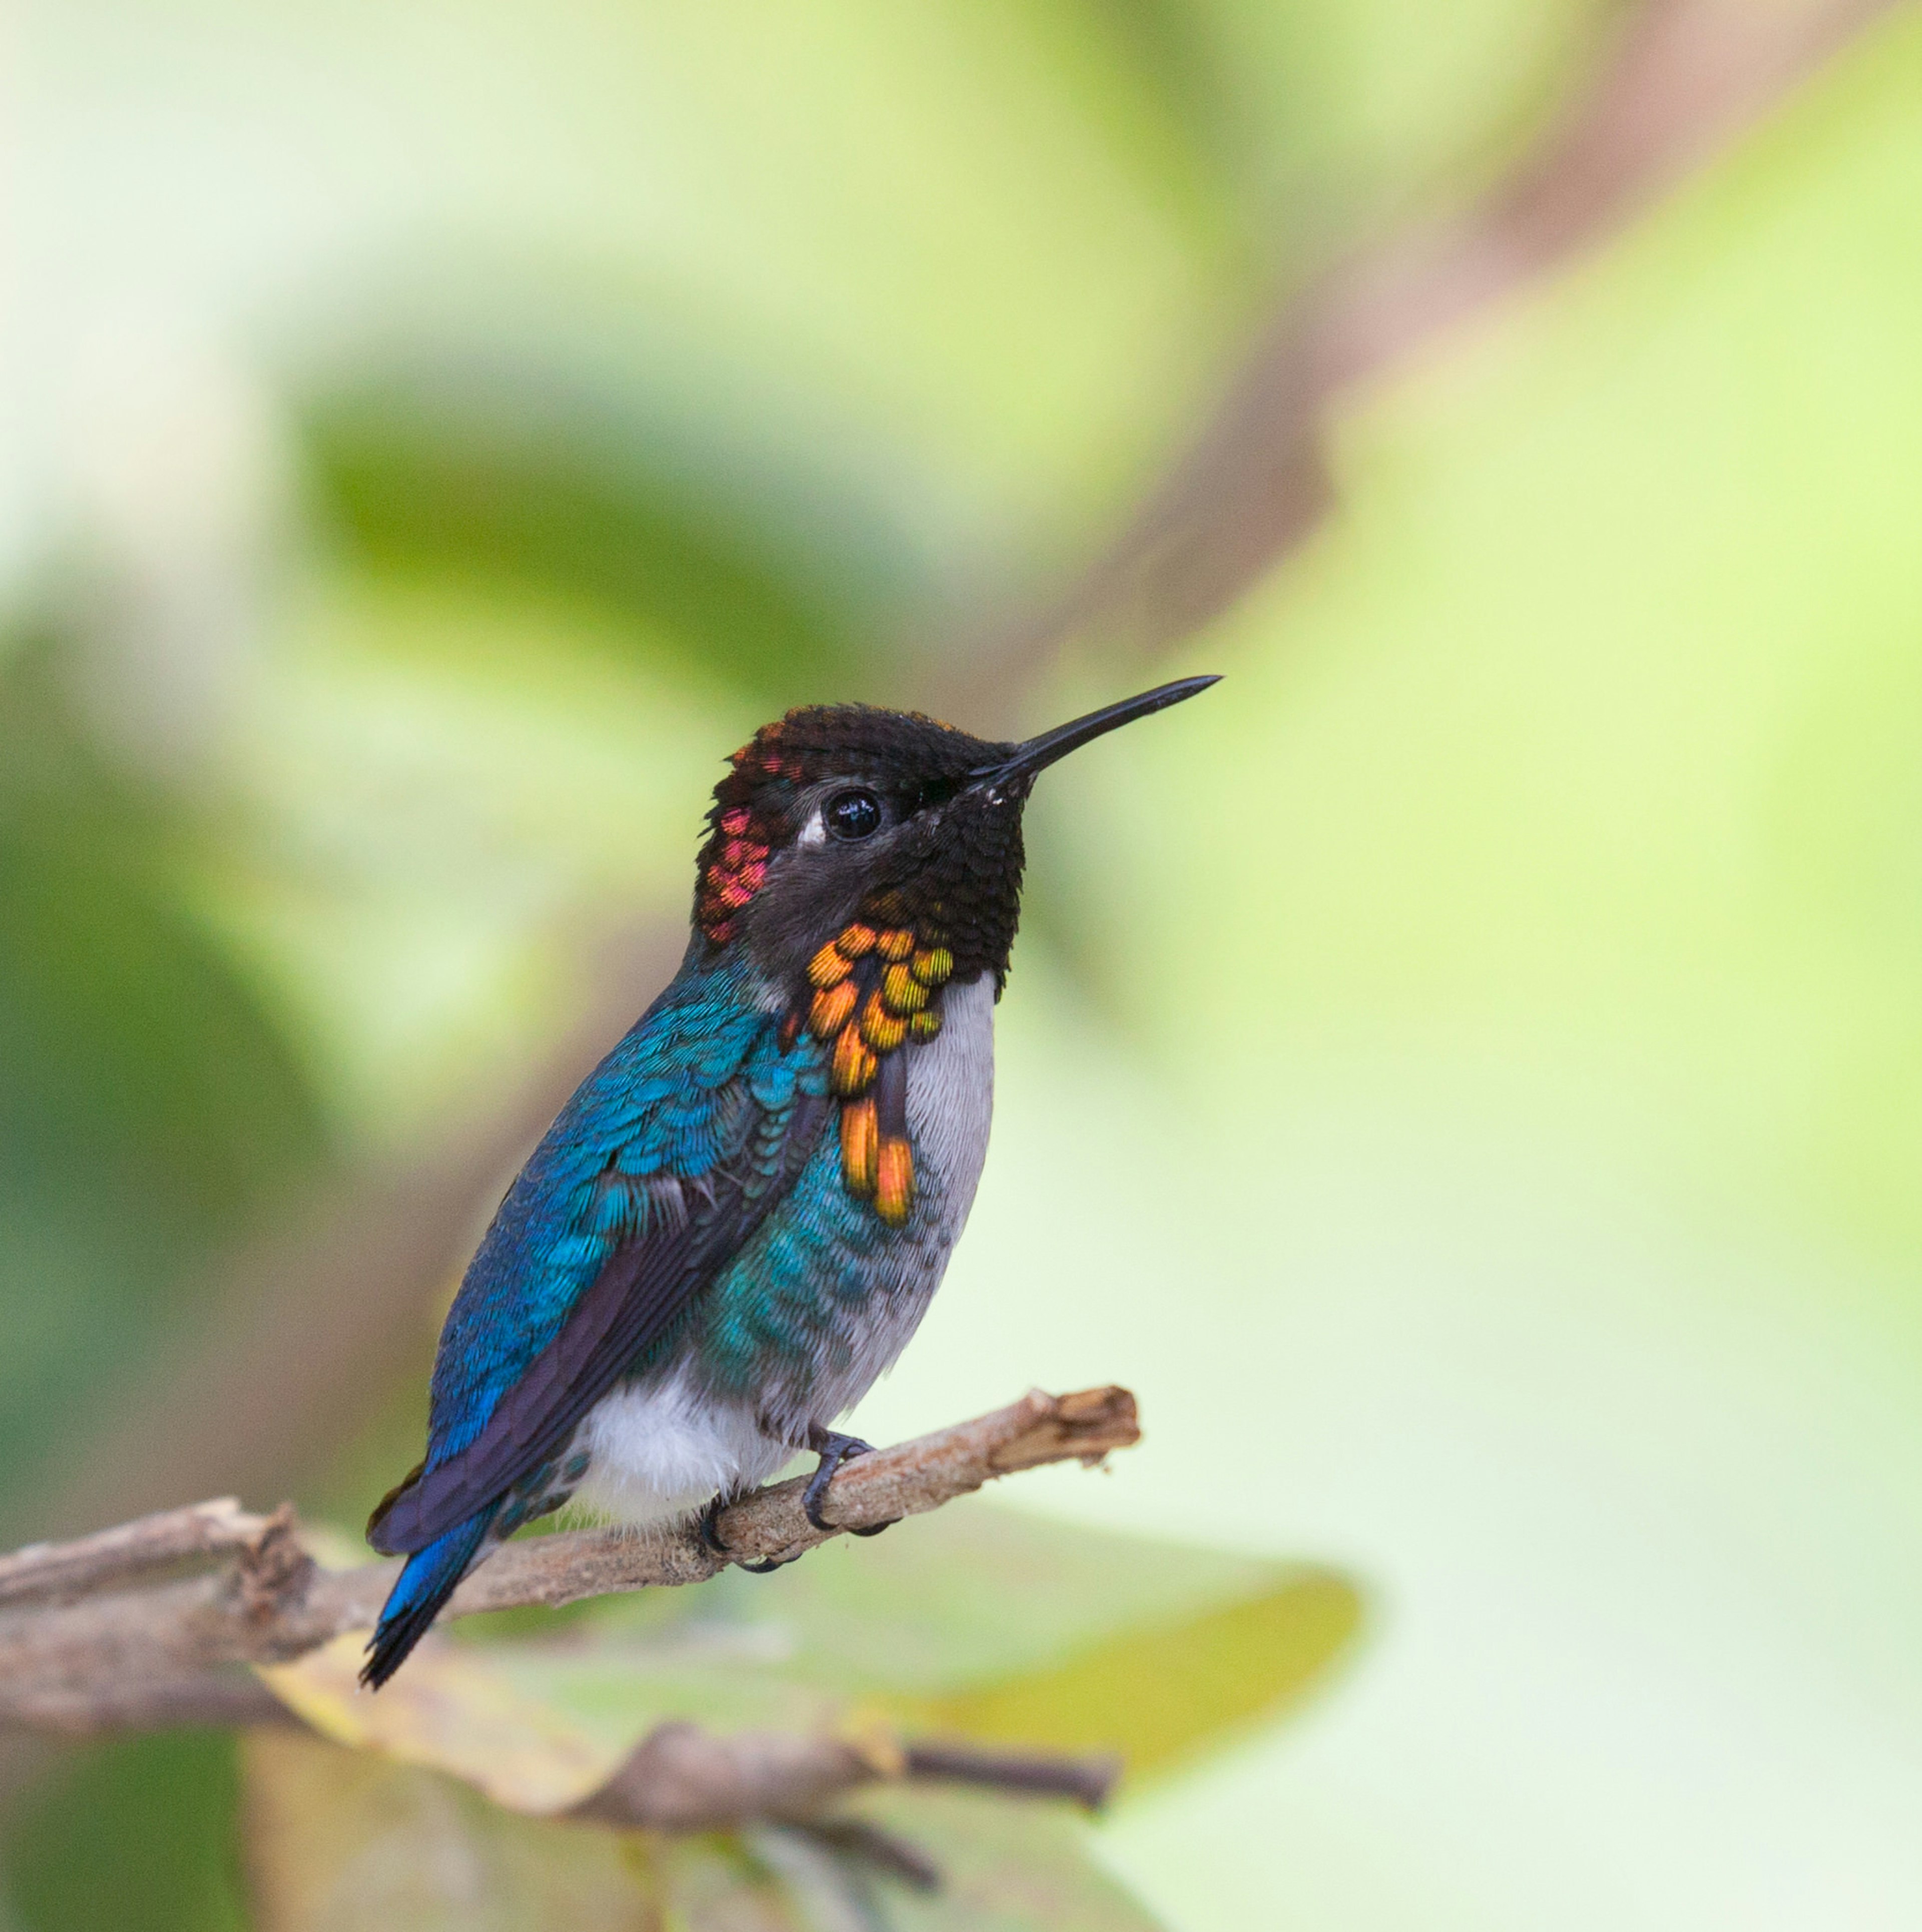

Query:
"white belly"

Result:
[[572, 1363, 793, 1526], [572, 974, 997, 1526]]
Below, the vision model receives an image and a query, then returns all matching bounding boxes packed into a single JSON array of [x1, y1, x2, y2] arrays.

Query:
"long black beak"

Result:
[[971, 676, 1220, 792]]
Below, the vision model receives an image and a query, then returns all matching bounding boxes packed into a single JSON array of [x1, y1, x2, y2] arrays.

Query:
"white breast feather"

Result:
[[905, 973, 996, 1240], [573, 1364, 793, 1526]]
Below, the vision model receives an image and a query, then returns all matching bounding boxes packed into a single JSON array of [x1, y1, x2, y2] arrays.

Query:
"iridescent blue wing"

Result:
[[367, 957, 827, 1556]]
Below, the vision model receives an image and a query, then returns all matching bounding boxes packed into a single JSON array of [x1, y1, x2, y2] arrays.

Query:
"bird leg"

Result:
[[802, 1428, 896, 1537], [696, 1491, 791, 1573], [696, 1426, 899, 1567]]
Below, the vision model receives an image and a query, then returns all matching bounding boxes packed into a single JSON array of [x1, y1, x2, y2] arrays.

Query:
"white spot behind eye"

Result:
[[798, 807, 828, 850]]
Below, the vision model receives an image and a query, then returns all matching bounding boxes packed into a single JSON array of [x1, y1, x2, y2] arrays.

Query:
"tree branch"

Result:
[[0, 1498, 276, 1609], [568, 1726, 1121, 1835], [956, 0, 1900, 690], [0, 1387, 1139, 1728]]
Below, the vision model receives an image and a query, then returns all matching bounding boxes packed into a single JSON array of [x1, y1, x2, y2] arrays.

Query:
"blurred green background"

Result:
[[6, 0, 1922, 1925]]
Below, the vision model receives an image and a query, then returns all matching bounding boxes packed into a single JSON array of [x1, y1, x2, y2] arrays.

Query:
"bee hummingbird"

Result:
[[362, 676, 1217, 1685]]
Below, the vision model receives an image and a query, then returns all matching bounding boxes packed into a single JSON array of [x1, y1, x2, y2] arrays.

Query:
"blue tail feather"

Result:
[[361, 1511, 492, 1689]]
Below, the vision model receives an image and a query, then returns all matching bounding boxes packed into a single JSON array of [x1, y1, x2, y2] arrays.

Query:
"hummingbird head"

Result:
[[694, 676, 1219, 993]]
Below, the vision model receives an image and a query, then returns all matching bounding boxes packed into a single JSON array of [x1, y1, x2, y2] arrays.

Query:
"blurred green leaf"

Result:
[[660, 1834, 814, 1931], [3, 1731, 247, 1932], [0, 647, 329, 1536], [0, 651, 326, 1227], [903, 1569, 1359, 1779], [243, 1729, 658, 1932], [691, 1501, 1334, 1693], [484, 1635, 851, 1762], [0, 800, 323, 1226], [259, 1633, 637, 1813], [302, 348, 930, 710], [834, 1785, 1168, 1932]]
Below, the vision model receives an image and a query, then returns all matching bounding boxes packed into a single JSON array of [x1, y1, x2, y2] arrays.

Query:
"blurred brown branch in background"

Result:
[[972, 0, 1900, 677], [0, 1387, 1136, 1739], [572, 1728, 1117, 1836]]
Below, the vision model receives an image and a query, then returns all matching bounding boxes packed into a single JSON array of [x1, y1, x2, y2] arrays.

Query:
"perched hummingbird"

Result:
[[362, 676, 1217, 1685]]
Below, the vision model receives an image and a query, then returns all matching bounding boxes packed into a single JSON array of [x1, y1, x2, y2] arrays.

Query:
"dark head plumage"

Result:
[[693, 680, 1219, 992]]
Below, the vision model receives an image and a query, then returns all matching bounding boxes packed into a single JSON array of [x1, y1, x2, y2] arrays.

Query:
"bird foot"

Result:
[[802, 1431, 898, 1537], [696, 1491, 791, 1573]]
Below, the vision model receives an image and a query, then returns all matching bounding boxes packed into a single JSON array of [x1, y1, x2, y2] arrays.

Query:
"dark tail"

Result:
[[360, 1511, 492, 1689]]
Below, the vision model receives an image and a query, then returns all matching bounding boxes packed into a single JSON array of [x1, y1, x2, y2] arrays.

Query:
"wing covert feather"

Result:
[[368, 959, 829, 1556]]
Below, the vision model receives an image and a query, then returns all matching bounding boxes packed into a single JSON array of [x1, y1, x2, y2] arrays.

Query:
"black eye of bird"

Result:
[[825, 788, 883, 842]]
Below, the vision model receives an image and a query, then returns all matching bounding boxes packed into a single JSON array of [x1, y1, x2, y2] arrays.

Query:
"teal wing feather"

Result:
[[367, 947, 828, 1556]]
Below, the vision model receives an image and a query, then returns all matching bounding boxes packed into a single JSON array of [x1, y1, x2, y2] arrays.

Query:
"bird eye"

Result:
[[825, 788, 883, 841]]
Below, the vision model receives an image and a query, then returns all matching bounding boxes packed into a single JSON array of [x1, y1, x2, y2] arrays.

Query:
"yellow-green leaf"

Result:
[[242, 1729, 660, 1932], [257, 1632, 627, 1814], [893, 1568, 1362, 1782], [837, 1786, 1170, 1932]]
